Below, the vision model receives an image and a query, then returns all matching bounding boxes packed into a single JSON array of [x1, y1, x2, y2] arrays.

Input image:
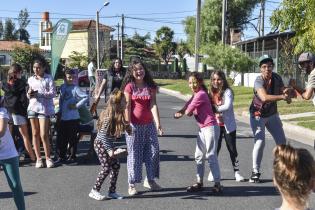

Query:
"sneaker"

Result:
[[108, 192, 124, 199], [212, 183, 223, 193], [249, 171, 261, 183], [46, 158, 55, 168], [89, 189, 106, 201], [128, 185, 137, 196], [234, 171, 245, 182], [208, 171, 214, 182], [35, 159, 44, 168], [143, 179, 162, 191], [186, 182, 204, 192]]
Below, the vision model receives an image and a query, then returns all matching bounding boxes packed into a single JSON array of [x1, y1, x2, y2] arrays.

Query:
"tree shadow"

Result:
[[159, 134, 196, 138]]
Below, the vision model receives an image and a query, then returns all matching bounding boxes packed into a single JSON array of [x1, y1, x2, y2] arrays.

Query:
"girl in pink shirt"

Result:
[[174, 72, 222, 193], [122, 58, 163, 196]]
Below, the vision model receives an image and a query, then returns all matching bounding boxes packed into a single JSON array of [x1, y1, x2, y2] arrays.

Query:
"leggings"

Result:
[[217, 127, 240, 171], [0, 156, 25, 210], [93, 139, 120, 193]]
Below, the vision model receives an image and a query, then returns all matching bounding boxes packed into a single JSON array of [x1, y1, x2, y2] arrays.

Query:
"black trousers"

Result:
[[217, 126, 239, 171], [57, 119, 79, 159]]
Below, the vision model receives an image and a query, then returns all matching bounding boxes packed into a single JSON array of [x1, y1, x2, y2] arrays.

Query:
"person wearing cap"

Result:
[[248, 55, 291, 183], [290, 52, 315, 100]]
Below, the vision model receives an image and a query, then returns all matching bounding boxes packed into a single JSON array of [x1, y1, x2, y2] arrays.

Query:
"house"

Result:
[[0, 40, 50, 66], [0, 41, 29, 66], [40, 12, 115, 65], [234, 31, 295, 73]]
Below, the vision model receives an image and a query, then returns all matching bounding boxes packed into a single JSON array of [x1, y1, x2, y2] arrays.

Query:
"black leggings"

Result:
[[217, 127, 239, 171], [93, 139, 120, 193]]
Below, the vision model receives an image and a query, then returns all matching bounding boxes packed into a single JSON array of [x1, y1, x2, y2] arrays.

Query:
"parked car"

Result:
[[78, 70, 90, 87]]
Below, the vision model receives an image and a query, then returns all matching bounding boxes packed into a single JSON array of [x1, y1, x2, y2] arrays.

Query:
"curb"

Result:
[[159, 87, 315, 147]]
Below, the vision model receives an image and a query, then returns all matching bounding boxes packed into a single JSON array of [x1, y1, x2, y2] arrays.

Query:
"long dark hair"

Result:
[[189, 72, 208, 93], [33, 58, 50, 74], [108, 58, 124, 72], [209, 70, 233, 98], [121, 58, 156, 90]]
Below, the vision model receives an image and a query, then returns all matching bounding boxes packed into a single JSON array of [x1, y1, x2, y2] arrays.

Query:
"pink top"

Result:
[[185, 89, 217, 128], [124, 82, 156, 125]]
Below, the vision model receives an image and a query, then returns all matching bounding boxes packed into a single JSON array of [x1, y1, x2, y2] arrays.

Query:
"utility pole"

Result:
[[120, 14, 125, 65], [261, 0, 265, 37], [116, 23, 120, 59], [96, 11, 100, 69], [221, 0, 227, 44], [194, 0, 201, 72]]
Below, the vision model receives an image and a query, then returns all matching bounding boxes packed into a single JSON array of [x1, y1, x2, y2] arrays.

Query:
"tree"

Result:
[[270, 0, 315, 53], [3, 18, 17, 40], [153, 26, 176, 64], [10, 45, 45, 73], [0, 19, 3, 39], [14, 9, 31, 43], [202, 44, 255, 74], [124, 32, 157, 64], [184, 0, 260, 48], [68, 51, 88, 70]]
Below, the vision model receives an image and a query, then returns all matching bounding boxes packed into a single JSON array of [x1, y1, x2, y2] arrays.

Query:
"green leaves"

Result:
[[202, 44, 255, 73], [271, 0, 315, 53]]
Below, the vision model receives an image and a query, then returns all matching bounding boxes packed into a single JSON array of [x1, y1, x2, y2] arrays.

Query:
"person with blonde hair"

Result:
[[89, 88, 130, 201], [273, 144, 315, 210]]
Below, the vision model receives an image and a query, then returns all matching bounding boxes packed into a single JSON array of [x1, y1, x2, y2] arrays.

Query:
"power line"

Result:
[[124, 10, 195, 16]]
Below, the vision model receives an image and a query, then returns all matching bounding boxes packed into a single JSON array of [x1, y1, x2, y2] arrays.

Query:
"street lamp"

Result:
[[96, 1, 110, 69]]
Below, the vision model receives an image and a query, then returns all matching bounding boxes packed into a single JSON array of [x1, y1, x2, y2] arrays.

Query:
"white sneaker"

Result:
[[108, 192, 123, 199], [35, 159, 44, 168], [208, 171, 214, 182], [89, 189, 106, 201], [46, 158, 55, 168], [143, 178, 162, 191], [234, 171, 245, 182], [128, 185, 137, 196]]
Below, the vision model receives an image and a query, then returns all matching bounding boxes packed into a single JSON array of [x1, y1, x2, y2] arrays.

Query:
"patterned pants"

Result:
[[126, 122, 160, 184], [93, 139, 120, 193]]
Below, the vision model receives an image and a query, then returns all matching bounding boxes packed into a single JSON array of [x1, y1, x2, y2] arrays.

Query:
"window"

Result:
[[0, 55, 5, 65]]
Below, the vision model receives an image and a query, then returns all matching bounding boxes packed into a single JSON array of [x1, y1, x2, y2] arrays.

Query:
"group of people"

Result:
[[0, 53, 315, 210]]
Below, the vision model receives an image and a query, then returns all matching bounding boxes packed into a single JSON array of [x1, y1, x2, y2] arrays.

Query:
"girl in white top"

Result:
[[208, 70, 245, 182], [0, 106, 25, 210], [27, 59, 55, 168]]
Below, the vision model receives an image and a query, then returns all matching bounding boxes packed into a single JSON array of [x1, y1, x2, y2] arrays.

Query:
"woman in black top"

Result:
[[1, 64, 35, 161]]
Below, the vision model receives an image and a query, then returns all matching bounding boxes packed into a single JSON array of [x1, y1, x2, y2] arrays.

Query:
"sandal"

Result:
[[212, 183, 223, 194], [186, 183, 204, 192]]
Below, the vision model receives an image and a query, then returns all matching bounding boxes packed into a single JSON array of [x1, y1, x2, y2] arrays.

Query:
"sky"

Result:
[[0, 0, 281, 44]]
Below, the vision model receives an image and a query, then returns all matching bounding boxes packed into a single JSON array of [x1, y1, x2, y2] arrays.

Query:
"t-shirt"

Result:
[[249, 72, 284, 117], [87, 62, 95, 77], [124, 82, 155, 125], [307, 68, 315, 89], [0, 108, 18, 160], [185, 89, 217, 128]]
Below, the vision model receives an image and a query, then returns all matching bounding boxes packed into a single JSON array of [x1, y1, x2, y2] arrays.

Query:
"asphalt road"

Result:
[[1, 93, 315, 210]]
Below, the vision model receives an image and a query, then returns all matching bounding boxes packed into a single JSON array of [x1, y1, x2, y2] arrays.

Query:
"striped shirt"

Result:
[[95, 117, 115, 152]]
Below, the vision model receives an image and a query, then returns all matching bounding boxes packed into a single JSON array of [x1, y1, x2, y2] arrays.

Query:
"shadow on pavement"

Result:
[[123, 185, 278, 199], [0, 191, 37, 199]]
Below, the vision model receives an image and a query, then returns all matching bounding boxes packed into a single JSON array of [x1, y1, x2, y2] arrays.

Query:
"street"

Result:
[[1, 92, 315, 210]]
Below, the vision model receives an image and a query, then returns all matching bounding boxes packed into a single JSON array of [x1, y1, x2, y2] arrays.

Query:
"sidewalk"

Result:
[[159, 87, 315, 147]]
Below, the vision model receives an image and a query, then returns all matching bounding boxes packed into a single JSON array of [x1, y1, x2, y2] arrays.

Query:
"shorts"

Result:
[[27, 110, 50, 119], [11, 114, 27, 126]]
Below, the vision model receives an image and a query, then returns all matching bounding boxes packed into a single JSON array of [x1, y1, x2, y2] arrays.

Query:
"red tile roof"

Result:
[[0, 41, 29, 51], [43, 20, 114, 33]]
